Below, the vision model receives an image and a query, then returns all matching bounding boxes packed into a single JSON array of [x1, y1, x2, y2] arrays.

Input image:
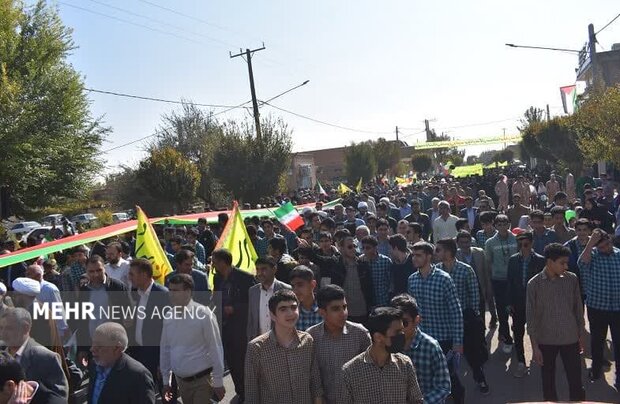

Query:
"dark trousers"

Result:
[[511, 304, 527, 364], [491, 280, 512, 344], [463, 311, 487, 383], [538, 342, 585, 402], [587, 306, 620, 375], [439, 340, 465, 404], [223, 324, 247, 400]]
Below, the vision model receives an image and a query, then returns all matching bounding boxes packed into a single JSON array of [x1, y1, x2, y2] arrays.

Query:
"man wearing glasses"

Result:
[[506, 232, 545, 378], [484, 214, 518, 354]]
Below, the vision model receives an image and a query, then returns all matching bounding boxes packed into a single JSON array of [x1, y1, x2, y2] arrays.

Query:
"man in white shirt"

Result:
[[104, 242, 130, 288], [160, 273, 225, 404], [432, 201, 459, 242], [247, 256, 291, 341]]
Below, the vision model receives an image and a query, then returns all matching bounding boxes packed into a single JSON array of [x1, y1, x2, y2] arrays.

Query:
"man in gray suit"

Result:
[[0, 307, 68, 401], [456, 231, 498, 327], [247, 256, 291, 341]]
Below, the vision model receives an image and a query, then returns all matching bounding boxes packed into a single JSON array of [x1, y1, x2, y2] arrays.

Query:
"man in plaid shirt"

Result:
[[359, 236, 392, 306], [408, 241, 464, 404], [436, 238, 489, 396], [391, 294, 450, 404], [578, 229, 620, 387], [290, 266, 322, 331]]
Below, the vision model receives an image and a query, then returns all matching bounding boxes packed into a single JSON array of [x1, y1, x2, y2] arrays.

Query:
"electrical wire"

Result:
[[58, 1, 204, 45], [596, 12, 620, 35], [136, 0, 231, 32], [435, 117, 520, 131], [83, 0, 237, 48], [86, 88, 243, 109], [261, 102, 392, 135]]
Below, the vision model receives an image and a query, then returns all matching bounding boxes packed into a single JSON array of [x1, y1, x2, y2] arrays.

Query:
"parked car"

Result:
[[71, 213, 98, 226], [40, 214, 67, 225], [24, 226, 65, 242], [111, 212, 129, 223], [8, 221, 41, 236]]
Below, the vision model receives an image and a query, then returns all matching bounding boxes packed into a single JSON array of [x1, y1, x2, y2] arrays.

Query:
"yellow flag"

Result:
[[355, 177, 363, 193], [208, 201, 257, 288], [135, 206, 173, 285], [338, 183, 353, 195]]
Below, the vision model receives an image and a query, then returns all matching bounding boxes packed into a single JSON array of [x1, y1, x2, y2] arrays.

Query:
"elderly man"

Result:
[[25, 265, 70, 341], [0, 307, 68, 401], [432, 201, 459, 242], [88, 322, 156, 403]]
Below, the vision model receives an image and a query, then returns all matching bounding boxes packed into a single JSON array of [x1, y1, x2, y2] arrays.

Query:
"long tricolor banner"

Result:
[[0, 199, 341, 269], [412, 135, 522, 150]]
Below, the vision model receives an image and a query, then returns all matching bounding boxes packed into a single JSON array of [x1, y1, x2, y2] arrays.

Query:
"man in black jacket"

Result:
[[302, 235, 374, 324], [506, 232, 545, 377], [404, 199, 431, 240], [127, 258, 169, 396], [88, 322, 156, 404], [212, 248, 256, 403], [75, 256, 128, 363]]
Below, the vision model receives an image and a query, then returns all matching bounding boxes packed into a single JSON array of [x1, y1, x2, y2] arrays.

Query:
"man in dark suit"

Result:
[[88, 322, 156, 404], [0, 307, 69, 402], [460, 196, 480, 233], [212, 248, 256, 403], [247, 256, 291, 341], [506, 232, 545, 377], [75, 255, 128, 362], [404, 199, 431, 240], [127, 258, 169, 395], [165, 249, 210, 305]]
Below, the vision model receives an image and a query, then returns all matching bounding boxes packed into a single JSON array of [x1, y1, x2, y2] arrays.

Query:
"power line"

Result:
[[99, 133, 159, 154], [83, 0, 237, 48], [435, 117, 520, 131], [262, 102, 392, 135], [58, 1, 204, 45], [596, 12, 620, 35], [86, 88, 242, 109], [136, 0, 231, 32]]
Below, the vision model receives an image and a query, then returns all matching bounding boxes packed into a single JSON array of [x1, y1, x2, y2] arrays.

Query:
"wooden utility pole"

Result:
[[230, 45, 266, 139], [395, 126, 399, 142]]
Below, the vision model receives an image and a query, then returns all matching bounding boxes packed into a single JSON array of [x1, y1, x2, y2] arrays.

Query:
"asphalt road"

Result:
[[218, 311, 618, 404]]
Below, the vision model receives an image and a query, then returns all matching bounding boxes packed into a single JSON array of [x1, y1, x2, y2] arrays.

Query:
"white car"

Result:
[[112, 212, 129, 223], [8, 221, 41, 236], [71, 213, 97, 226], [24, 226, 65, 242], [40, 214, 67, 225]]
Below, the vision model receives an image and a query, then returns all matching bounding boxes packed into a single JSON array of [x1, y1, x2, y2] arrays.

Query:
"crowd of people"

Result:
[[0, 166, 618, 403]]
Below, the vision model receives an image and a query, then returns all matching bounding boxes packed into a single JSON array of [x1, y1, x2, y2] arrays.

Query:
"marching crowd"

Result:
[[0, 167, 619, 403]]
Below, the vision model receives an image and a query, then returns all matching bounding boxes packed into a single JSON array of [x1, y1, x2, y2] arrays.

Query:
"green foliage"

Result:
[[0, 0, 108, 215], [211, 117, 292, 204], [93, 208, 113, 228], [135, 147, 200, 214], [571, 86, 620, 167], [466, 155, 478, 165], [411, 154, 432, 173], [344, 141, 377, 183], [493, 148, 514, 163], [372, 138, 401, 174], [521, 118, 583, 172], [518, 106, 545, 131], [149, 103, 223, 203]]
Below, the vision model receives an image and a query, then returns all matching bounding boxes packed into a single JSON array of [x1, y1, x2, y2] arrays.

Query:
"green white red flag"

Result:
[[273, 202, 305, 231]]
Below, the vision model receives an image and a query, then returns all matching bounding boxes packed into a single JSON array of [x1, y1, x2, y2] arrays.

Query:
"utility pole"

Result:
[[230, 44, 266, 139], [546, 104, 551, 121], [502, 128, 507, 149], [424, 119, 431, 141], [588, 23, 602, 91], [395, 126, 399, 142]]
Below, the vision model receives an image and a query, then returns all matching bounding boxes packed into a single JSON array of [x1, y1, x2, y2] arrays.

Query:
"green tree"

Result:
[[149, 103, 224, 204], [518, 106, 545, 131], [211, 117, 292, 204], [411, 154, 432, 173], [372, 138, 401, 174], [344, 141, 377, 183], [571, 86, 620, 166], [0, 0, 108, 215], [521, 118, 584, 172], [493, 148, 515, 163], [135, 147, 200, 214]]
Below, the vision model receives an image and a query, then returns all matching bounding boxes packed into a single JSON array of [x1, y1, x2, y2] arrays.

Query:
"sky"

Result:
[[44, 0, 620, 175]]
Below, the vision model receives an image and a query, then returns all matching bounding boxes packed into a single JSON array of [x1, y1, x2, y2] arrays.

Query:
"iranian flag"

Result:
[[317, 180, 327, 196], [560, 85, 577, 114], [274, 202, 305, 231]]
